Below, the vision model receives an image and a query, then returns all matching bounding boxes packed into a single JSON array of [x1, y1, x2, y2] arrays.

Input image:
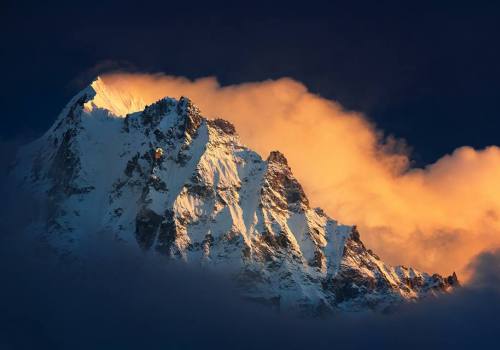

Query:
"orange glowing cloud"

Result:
[[97, 72, 500, 280]]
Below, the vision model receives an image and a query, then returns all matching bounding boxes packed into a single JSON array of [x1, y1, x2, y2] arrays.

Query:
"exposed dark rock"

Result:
[[261, 152, 309, 212], [242, 245, 251, 259], [202, 233, 214, 256], [324, 267, 379, 304], [47, 128, 94, 197], [154, 129, 167, 142], [314, 208, 326, 216], [447, 272, 460, 286], [176, 150, 191, 166], [141, 98, 174, 127], [350, 225, 361, 242], [309, 250, 325, 269], [367, 249, 380, 260], [148, 175, 168, 192], [276, 232, 291, 249], [208, 118, 236, 135], [267, 150, 288, 165], [48, 128, 78, 192], [122, 115, 130, 133], [135, 208, 163, 250], [177, 97, 202, 140], [124, 154, 140, 177], [185, 183, 214, 198], [406, 275, 425, 289], [156, 210, 178, 256]]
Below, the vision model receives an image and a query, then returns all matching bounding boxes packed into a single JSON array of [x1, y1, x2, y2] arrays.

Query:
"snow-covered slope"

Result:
[[13, 78, 459, 314]]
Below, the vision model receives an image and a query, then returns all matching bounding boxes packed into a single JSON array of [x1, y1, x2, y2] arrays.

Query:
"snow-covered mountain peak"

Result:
[[83, 76, 146, 117], [13, 81, 460, 315]]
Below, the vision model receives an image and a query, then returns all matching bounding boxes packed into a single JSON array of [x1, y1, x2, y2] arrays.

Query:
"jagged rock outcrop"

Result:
[[12, 77, 459, 315]]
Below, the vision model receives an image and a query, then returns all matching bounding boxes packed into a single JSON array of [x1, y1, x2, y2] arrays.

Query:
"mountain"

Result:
[[13, 77, 459, 315]]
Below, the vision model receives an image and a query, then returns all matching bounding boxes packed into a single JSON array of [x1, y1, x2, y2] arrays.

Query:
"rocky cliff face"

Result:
[[13, 78, 459, 315]]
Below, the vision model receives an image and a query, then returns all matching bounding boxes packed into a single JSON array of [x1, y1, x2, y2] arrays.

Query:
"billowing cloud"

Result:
[[91, 73, 500, 279]]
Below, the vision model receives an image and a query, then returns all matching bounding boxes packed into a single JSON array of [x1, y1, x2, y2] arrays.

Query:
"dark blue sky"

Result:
[[2, 0, 500, 165]]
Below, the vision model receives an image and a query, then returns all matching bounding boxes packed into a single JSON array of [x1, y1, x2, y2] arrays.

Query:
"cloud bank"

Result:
[[95, 73, 500, 279], [0, 224, 499, 349]]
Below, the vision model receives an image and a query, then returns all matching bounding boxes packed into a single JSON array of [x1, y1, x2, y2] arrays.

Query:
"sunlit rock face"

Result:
[[13, 78, 459, 315]]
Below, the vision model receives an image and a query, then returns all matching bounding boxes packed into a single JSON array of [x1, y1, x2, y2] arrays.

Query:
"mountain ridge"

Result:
[[13, 78, 459, 315]]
